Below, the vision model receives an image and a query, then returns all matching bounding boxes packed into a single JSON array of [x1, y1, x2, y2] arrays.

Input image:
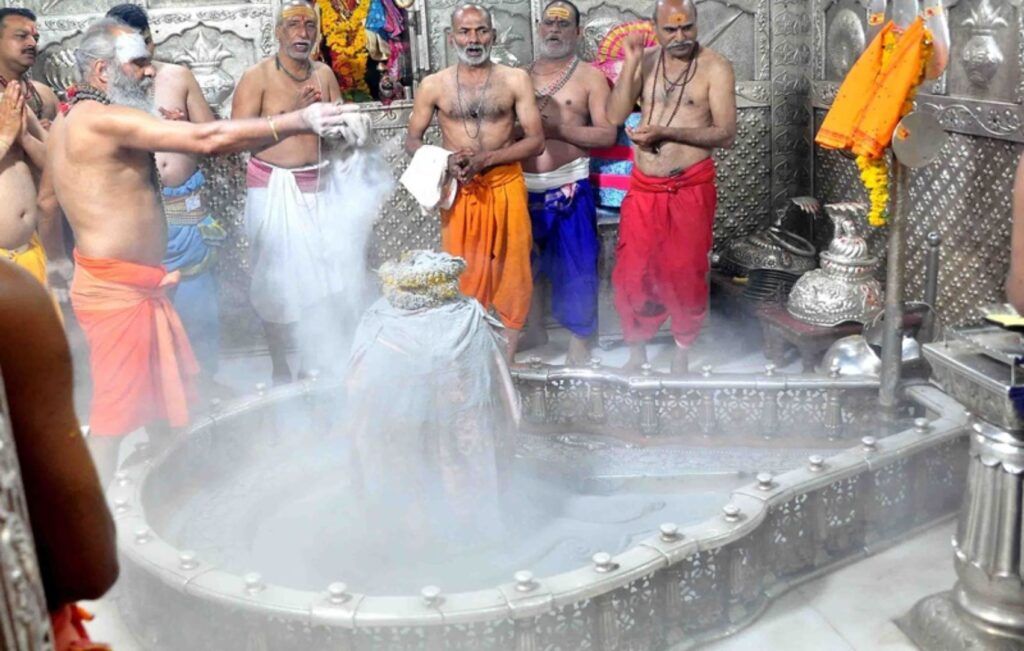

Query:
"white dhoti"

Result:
[[244, 150, 394, 325]]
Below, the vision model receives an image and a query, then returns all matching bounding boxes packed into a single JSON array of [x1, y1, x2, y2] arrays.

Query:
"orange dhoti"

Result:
[[70, 250, 199, 437], [1, 232, 48, 286], [441, 163, 533, 330]]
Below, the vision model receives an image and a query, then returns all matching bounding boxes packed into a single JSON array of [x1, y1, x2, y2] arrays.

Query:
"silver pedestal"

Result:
[[900, 339, 1024, 649]]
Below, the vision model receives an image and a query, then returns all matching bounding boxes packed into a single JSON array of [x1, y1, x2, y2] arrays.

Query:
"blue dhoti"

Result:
[[162, 169, 223, 374], [525, 158, 599, 338]]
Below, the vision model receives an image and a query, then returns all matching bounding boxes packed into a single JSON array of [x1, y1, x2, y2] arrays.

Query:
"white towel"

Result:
[[400, 145, 458, 211]]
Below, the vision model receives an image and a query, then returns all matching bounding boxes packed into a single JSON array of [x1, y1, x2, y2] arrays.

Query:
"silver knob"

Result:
[[640, 363, 653, 376], [764, 363, 776, 376], [592, 552, 618, 573], [134, 528, 151, 545], [113, 498, 129, 514], [659, 523, 682, 542], [244, 572, 265, 594], [514, 571, 537, 592], [179, 551, 198, 571], [829, 362, 841, 379], [861, 436, 877, 452], [327, 582, 350, 604], [808, 455, 825, 472], [422, 585, 442, 606], [114, 471, 130, 486], [255, 382, 267, 397], [914, 417, 931, 434], [701, 364, 713, 377], [756, 472, 774, 491], [589, 357, 602, 369], [722, 504, 741, 523]]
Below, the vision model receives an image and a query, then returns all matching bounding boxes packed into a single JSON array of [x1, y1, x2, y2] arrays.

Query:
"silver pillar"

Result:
[[898, 417, 1024, 649], [902, 340, 1024, 649], [879, 162, 909, 413], [921, 232, 942, 342]]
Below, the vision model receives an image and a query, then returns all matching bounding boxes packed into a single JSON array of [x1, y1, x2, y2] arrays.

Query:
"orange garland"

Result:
[[317, 0, 371, 99]]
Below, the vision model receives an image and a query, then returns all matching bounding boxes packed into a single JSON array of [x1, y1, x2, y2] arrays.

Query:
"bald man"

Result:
[[606, 0, 736, 373], [405, 3, 545, 361], [232, 0, 344, 384]]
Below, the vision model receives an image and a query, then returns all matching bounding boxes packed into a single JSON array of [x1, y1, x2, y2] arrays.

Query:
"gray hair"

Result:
[[74, 17, 128, 82]]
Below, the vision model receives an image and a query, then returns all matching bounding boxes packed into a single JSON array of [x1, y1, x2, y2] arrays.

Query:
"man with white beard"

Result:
[[405, 4, 544, 361], [38, 17, 359, 484], [520, 0, 616, 365]]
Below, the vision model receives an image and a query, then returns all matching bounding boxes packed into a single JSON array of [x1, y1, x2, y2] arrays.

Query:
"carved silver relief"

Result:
[[826, 8, 865, 78], [959, 0, 1008, 86]]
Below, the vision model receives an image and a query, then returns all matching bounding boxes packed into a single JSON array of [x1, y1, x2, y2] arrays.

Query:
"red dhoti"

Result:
[[612, 159, 717, 346], [70, 250, 199, 437]]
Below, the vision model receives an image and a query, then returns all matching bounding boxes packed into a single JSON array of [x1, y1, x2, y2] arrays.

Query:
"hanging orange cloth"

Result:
[[441, 163, 533, 330], [852, 17, 929, 159], [816, 21, 895, 151], [70, 250, 199, 436], [816, 17, 930, 159]]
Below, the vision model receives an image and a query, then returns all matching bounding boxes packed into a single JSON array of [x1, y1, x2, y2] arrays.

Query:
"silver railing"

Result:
[[110, 379, 967, 650], [513, 362, 885, 440]]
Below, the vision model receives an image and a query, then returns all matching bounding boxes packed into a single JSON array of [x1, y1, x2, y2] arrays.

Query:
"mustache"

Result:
[[22, 48, 36, 55], [668, 40, 697, 49]]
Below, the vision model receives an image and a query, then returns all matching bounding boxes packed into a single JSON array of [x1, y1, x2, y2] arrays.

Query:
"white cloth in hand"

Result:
[[400, 145, 458, 211]]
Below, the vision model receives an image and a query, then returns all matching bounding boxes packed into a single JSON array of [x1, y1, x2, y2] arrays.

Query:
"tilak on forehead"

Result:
[[282, 2, 317, 20], [544, 5, 572, 20], [663, 9, 692, 26], [115, 32, 148, 64]]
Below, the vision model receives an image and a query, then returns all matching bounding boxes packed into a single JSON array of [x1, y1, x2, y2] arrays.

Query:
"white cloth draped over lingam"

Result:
[[342, 251, 519, 545]]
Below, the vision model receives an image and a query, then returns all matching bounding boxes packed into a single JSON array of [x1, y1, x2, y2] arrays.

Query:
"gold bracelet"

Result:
[[267, 116, 280, 142]]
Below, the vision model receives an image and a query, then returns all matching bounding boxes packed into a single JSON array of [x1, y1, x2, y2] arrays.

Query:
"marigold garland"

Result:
[[317, 0, 371, 99]]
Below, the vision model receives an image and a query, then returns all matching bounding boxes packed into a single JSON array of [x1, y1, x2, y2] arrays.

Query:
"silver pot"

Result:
[[787, 203, 883, 327]]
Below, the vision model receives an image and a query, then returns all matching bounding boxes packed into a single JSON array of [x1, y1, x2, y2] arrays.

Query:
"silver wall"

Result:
[[811, 0, 1024, 325]]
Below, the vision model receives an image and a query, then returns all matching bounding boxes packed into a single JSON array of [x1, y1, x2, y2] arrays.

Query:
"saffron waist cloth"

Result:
[[815, 17, 930, 159], [70, 250, 198, 437], [441, 162, 533, 330], [612, 159, 717, 346], [0, 232, 48, 285]]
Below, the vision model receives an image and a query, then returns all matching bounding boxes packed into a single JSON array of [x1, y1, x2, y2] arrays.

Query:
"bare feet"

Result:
[[504, 328, 521, 364], [621, 343, 648, 373], [670, 346, 690, 375], [566, 335, 590, 366], [517, 324, 549, 352]]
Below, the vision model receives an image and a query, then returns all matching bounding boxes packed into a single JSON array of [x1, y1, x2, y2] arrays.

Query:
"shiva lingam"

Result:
[[898, 325, 1024, 649], [786, 203, 883, 327], [717, 198, 819, 302]]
